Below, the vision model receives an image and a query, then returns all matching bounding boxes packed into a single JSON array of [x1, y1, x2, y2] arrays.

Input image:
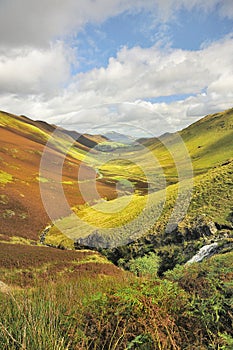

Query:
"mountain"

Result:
[[1, 107, 233, 252], [0, 110, 116, 242], [1, 108, 233, 350], [103, 131, 136, 144], [141, 108, 233, 176], [55, 127, 108, 149], [42, 108, 233, 270]]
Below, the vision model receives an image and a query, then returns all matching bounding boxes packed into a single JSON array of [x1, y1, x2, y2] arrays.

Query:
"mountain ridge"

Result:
[[0, 110, 117, 241]]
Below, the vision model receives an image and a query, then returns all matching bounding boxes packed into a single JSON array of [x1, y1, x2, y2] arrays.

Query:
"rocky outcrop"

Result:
[[178, 216, 218, 241], [39, 225, 52, 244], [75, 231, 112, 249], [94, 215, 233, 274]]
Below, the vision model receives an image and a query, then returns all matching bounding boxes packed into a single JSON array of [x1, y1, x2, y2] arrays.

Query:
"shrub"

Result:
[[128, 252, 160, 277]]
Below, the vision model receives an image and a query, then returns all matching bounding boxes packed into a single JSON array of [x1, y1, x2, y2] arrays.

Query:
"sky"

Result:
[[0, 0, 233, 136]]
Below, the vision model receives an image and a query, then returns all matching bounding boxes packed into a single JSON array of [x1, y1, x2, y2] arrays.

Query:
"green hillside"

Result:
[[44, 109, 233, 259], [143, 107, 233, 177], [181, 108, 233, 173]]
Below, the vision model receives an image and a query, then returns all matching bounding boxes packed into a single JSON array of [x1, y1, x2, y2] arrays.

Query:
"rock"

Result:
[[76, 231, 111, 249], [205, 221, 218, 235], [39, 224, 52, 244], [195, 216, 217, 236], [186, 217, 218, 239]]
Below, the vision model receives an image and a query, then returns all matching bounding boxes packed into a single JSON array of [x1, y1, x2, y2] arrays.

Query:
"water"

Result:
[[186, 242, 218, 264]]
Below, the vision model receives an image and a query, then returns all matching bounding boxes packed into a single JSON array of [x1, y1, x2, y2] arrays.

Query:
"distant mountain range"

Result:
[[103, 131, 136, 144]]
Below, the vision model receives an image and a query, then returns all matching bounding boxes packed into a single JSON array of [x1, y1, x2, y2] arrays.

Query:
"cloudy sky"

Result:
[[0, 0, 233, 136]]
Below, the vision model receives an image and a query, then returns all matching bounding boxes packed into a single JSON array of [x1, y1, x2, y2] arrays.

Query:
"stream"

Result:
[[186, 242, 218, 264]]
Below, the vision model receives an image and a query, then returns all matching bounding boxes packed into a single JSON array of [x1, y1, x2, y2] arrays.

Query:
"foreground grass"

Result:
[[0, 242, 123, 288], [0, 251, 232, 349]]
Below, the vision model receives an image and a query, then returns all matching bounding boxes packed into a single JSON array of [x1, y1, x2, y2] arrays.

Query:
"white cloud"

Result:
[[70, 34, 233, 106], [0, 1, 233, 136], [0, 43, 72, 95], [0, 0, 232, 48], [0, 34, 232, 135], [0, 0, 156, 48]]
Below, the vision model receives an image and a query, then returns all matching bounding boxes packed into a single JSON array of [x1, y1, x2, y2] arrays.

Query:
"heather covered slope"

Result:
[[0, 111, 116, 241], [0, 242, 123, 288], [1, 246, 232, 349]]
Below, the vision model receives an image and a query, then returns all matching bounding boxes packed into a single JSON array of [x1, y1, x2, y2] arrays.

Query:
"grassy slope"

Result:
[[0, 111, 116, 241], [44, 158, 233, 249], [181, 108, 233, 173], [146, 107, 233, 176], [45, 108, 233, 249]]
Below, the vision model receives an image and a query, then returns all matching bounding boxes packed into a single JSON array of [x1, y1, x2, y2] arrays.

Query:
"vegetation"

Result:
[[0, 171, 13, 185], [0, 251, 232, 349], [96, 141, 129, 151], [0, 108, 233, 349], [0, 110, 117, 240], [126, 252, 160, 277], [43, 108, 233, 250], [44, 158, 233, 253], [0, 242, 118, 288]]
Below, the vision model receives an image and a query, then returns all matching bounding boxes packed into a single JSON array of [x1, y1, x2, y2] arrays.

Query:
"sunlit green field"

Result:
[[44, 159, 233, 248]]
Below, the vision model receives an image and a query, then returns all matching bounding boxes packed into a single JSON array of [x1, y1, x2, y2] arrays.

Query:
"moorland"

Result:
[[0, 108, 233, 349]]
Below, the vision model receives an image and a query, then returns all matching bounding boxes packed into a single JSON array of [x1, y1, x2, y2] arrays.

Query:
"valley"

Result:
[[0, 108, 233, 349]]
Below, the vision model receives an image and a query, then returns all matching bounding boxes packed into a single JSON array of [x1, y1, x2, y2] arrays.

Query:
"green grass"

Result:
[[0, 195, 8, 204], [44, 193, 148, 247], [0, 171, 13, 185], [43, 229, 75, 249], [98, 158, 149, 185], [181, 108, 233, 173], [61, 180, 74, 185], [96, 141, 129, 151], [44, 159, 233, 251], [36, 176, 50, 183], [0, 236, 37, 246]]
